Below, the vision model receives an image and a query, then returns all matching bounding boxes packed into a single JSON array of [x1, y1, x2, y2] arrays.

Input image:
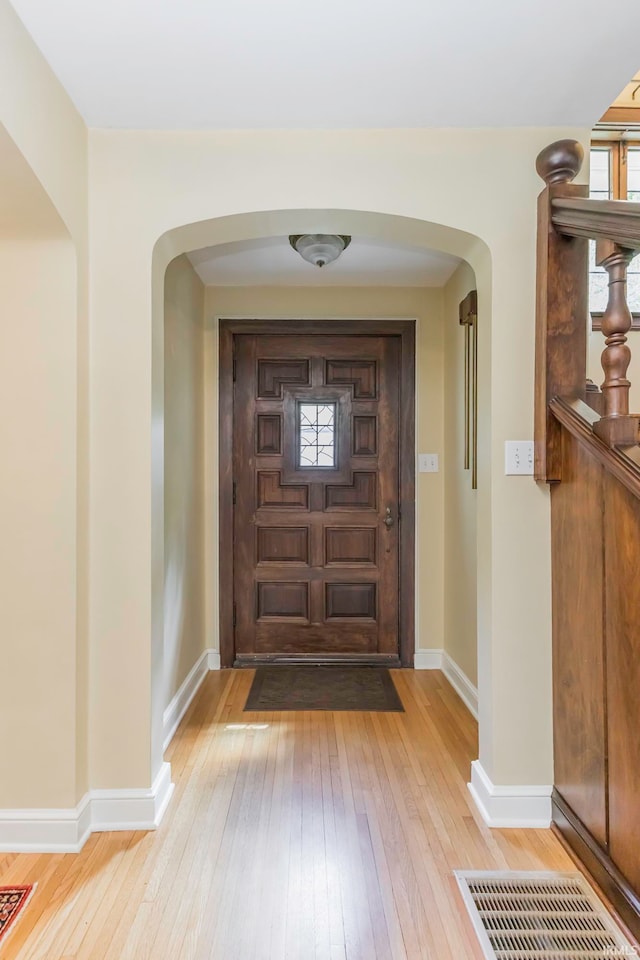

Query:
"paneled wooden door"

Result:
[[220, 320, 415, 666]]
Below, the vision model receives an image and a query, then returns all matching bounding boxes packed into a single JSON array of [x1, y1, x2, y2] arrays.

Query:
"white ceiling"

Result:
[[8, 0, 640, 129], [187, 236, 461, 287]]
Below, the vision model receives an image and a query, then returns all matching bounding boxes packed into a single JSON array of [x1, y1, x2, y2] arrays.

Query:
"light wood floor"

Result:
[[0, 669, 577, 959]]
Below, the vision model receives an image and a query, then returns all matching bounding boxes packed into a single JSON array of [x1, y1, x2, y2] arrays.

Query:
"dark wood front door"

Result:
[[220, 320, 415, 666]]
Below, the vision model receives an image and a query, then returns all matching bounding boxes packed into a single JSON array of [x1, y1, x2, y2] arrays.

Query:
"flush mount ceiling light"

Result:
[[289, 234, 351, 268]]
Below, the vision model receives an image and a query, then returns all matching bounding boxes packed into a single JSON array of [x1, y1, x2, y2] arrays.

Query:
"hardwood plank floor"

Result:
[[0, 669, 577, 959]]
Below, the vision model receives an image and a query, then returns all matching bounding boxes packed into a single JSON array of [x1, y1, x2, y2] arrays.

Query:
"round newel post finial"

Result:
[[536, 140, 584, 185]]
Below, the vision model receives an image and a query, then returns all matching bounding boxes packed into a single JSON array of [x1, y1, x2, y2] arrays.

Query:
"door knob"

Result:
[[383, 507, 394, 528]]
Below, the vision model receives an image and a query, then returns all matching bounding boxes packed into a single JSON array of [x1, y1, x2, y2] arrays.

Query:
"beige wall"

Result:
[[164, 256, 206, 707], [443, 263, 478, 686], [87, 125, 590, 791], [1, 8, 593, 813], [0, 0, 88, 809], [0, 229, 78, 808], [203, 285, 445, 656]]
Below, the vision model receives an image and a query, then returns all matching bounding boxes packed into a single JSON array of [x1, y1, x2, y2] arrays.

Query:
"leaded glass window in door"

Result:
[[298, 402, 336, 467]]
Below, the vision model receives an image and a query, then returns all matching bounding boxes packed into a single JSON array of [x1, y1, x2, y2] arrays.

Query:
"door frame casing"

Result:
[[218, 318, 416, 667]]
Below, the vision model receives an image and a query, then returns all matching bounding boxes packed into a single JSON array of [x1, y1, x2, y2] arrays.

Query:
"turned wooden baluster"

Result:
[[592, 239, 640, 447]]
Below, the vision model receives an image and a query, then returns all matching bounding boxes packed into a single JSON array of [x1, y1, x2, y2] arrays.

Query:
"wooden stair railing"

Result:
[[537, 141, 640, 941], [535, 139, 640, 480]]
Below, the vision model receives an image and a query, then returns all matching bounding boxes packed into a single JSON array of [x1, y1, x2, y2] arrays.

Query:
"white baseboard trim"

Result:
[[441, 652, 478, 720], [0, 647, 222, 855], [163, 647, 220, 751], [0, 762, 174, 854], [468, 760, 552, 828], [413, 648, 444, 670], [0, 795, 92, 854], [91, 761, 174, 832], [413, 649, 479, 720]]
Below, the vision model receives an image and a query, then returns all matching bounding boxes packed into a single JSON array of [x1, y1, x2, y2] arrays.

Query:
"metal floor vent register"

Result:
[[455, 871, 636, 960]]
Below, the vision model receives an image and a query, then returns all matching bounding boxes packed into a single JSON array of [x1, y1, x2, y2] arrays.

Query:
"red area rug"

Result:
[[0, 885, 35, 949]]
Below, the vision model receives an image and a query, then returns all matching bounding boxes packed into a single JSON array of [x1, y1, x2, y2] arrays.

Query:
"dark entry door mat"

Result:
[[243, 665, 404, 712]]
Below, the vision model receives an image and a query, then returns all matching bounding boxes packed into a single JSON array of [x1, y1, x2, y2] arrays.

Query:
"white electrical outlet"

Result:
[[418, 453, 439, 473], [504, 440, 534, 475]]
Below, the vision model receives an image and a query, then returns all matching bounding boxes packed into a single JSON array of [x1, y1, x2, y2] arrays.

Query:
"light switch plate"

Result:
[[418, 453, 439, 473], [504, 440, 534, 475]]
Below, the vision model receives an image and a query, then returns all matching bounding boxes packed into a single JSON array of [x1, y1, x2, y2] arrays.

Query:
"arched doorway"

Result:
[[152, 209, 488, 784]]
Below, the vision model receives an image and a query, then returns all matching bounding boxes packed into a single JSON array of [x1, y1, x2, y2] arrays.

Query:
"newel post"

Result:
[[534, 140, 588, 481], [592, 239, 640, 446]]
